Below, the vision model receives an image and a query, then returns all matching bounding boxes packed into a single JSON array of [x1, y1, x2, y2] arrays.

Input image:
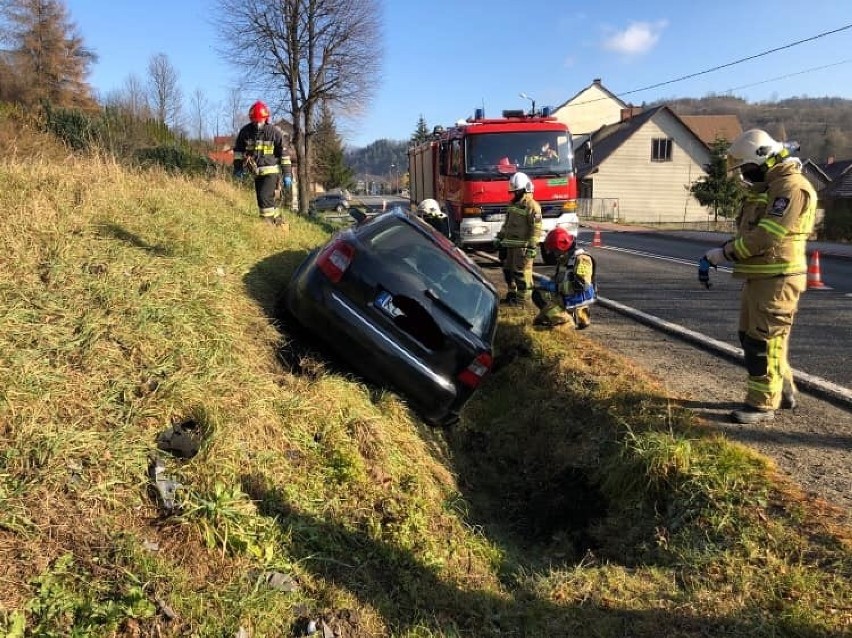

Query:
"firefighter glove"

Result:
[[493, 236, 503, 249], [538, 279, 557, 293], [283, 175, 292, 189], [704, 247, 726, 266], [698, 256, 716, 289], [524, 247, 537, 259]]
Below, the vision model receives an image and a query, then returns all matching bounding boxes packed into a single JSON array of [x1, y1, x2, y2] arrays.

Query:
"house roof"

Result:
[[818, 158, 852, 181], [823, 168, 852, 198], [553, 78, 628, 113], [679, 115, 742, 147], [576, 105, 708, 178], [801, 159, 831, 191]]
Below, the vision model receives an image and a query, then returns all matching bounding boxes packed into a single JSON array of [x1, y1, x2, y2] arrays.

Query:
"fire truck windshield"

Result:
[[465, 131, 574, 177]]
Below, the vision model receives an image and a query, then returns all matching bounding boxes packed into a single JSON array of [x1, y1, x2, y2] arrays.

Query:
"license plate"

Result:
[[375, 291, 403, 317]]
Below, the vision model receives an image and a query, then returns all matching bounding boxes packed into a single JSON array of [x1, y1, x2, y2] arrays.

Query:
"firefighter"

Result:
[[417, 198, 450, 237], [701, 129, 816, 424], [233, 101, 293, 226], [532, 227, 596, 329], [494, 172, 542, 306]]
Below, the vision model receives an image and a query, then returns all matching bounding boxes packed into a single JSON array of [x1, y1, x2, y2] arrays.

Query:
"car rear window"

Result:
[[366, 222, 496, 337]]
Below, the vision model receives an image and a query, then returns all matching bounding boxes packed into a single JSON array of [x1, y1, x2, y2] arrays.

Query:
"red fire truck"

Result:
[[408, 107, 579, 263]]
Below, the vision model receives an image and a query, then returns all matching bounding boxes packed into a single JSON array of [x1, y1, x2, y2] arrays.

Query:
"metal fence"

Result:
[[576, 198, 620, 222], [576, 197, 740, 232]]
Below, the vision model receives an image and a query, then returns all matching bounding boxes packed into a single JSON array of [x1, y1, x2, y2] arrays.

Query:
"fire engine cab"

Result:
[[408, 107, 579, 263]]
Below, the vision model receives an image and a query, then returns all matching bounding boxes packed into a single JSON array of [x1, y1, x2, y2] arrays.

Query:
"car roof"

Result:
[[357, 210, 497, 292]]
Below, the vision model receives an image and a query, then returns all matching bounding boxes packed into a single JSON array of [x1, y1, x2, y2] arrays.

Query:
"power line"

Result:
[[724, 59, 852, 94], [617, 22, 852, 98]]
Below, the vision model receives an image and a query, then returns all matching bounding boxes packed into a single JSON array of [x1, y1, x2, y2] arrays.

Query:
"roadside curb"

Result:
[[597, 296, 852, 410], [580, 224, 852, 262]]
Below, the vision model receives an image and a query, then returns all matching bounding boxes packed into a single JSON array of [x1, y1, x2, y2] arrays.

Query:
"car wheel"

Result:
[[335, 203, 345, 213]]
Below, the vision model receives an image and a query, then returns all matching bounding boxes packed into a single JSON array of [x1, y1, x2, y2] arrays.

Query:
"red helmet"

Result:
[[544, 227, 575, 254], [248, 101, 270, 123]]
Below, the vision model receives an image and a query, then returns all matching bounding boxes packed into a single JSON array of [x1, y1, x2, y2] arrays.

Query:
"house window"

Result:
[[651, 138, 673, 162]]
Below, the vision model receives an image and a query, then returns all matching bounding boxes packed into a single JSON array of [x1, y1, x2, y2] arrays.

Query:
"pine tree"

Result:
[[1, 0, 97, 108], [313, 103, 354, 191], [689, 138, 744, 222], [410, 114, 430, 146]]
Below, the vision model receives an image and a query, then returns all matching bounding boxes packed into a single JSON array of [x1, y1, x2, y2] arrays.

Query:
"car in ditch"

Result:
[[282, 207, 499, 426]]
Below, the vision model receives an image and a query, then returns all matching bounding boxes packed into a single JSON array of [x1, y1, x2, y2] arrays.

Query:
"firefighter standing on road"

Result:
[[700, 129, 816, 424], [532, 227, 596, 329], [495, 172, 542, 306], [233, 101, 293, 226]]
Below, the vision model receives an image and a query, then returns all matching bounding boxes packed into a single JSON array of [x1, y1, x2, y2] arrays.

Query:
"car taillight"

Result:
[[316, 239, 355, 283], [457, 352, 493, 388]]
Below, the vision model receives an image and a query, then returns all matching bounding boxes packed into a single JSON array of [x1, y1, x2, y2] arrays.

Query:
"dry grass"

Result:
[[0, 116, 849, 637]]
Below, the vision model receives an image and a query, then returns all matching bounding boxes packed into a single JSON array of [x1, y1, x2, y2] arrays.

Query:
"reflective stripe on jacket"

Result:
[[498, 193, 543, 248], [726, 161, 816, 279], [233, 122, 291, 176]]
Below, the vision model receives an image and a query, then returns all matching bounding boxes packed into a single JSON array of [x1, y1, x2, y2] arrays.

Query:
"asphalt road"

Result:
[[566, 230, 852, 390]]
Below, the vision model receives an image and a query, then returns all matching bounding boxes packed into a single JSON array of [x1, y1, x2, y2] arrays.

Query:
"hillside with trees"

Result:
[[658, 95, 852, 162]]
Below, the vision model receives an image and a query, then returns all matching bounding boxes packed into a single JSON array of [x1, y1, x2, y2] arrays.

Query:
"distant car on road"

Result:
[[309, 192, 350, 216], [282, 207, 499, 426]]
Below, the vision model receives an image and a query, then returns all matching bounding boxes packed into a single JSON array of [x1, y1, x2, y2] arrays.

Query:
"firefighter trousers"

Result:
[[254, 173, 281, 220], [737, 275, 806, 410], [501, 247, 534, 300]]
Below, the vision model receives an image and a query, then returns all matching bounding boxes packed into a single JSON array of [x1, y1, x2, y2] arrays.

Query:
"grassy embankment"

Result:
[[0, 114, 850, 637]]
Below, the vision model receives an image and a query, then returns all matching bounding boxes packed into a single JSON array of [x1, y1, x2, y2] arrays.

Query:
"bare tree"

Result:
[[147, 52, 183, 128], [190, 87, 209, 141], [225, 86, 244, 135], [0, 0, 97, 107], [122, 73, 150, 119], [103, 73, 150, 119], [215, 0, 382, 214]]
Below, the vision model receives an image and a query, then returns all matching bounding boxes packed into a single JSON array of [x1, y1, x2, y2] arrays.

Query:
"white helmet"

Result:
[[727, 129, 784, 170], [508, 172, 533, 193], [417, 198, 444, 217]]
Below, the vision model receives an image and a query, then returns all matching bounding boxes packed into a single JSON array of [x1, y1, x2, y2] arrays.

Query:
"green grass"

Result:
[[0, 117, 850, 637]]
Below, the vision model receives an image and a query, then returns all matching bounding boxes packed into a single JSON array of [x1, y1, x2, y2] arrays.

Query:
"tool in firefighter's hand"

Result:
[[698, 256, 716, 289], [244, 154, 259, 176]]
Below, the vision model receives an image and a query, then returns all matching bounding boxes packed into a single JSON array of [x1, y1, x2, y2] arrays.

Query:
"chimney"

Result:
[[620, 105, 642, 122], [593, 78, 602, 85]]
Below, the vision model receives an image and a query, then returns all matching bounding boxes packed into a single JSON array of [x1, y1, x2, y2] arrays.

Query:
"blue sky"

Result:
[[65, 1, 852, 148]]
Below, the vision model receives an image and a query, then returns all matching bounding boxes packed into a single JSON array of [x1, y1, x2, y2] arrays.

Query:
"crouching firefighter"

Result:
[[233, 101, 293, 226], [532, 227, 597, 329]]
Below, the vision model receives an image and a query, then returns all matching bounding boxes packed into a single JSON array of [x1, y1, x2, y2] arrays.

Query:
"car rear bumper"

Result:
[[287, 273, 464, 425]]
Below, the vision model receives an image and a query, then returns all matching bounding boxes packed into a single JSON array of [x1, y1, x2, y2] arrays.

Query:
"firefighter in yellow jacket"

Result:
[[532, 227, 596, 329], [701, 129, 816, 424], [495, 172, 542, 306], [233, 101, 293, 225]]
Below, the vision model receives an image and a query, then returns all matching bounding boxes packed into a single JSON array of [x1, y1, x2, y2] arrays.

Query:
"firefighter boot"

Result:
[[730, 405, 776, 424], [780, 378, 797, 410]]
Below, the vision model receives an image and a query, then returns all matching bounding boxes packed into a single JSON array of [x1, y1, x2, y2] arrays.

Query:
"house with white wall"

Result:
[[575, 106, 722, 224]]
